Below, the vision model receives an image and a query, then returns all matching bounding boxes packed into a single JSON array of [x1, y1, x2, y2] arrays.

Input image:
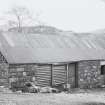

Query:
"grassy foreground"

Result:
[[0, 89, 105, 105]]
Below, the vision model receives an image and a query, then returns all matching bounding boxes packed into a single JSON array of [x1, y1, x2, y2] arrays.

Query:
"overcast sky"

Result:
[[0, 0, 105, 32]]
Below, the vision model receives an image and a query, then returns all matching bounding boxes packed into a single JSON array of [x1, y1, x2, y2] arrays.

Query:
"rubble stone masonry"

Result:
[[78, 60, 104, 88], [0, 52, 9, 87]]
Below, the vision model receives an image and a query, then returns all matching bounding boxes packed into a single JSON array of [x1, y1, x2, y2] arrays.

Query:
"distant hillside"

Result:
[[8, 25, 64, 35], [8, 25, 105, 37]]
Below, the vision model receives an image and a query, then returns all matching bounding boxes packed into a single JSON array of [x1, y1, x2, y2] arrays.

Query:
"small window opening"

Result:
[[101, 65, 105, 75]]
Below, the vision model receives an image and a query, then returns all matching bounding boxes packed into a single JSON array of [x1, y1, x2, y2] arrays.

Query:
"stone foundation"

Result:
[[78, 60, 104, 88]]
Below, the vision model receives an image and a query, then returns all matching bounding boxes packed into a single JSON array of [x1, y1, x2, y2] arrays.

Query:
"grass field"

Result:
[[0, 89, 105, 105]]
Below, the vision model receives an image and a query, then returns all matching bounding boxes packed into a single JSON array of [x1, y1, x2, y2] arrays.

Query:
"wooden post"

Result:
[[66, 64, 71, 90], [75, 63, 78, 88], [51, 64, 53, 87], [66, 64, 69, 84]]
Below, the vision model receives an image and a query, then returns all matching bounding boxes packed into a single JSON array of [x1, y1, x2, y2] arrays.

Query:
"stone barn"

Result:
[[0, 31, 105, 89]]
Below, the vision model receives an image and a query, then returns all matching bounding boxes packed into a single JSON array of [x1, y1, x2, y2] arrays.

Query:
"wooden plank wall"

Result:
[[35, 64, 51, 86], [52, 65, 67, 85]]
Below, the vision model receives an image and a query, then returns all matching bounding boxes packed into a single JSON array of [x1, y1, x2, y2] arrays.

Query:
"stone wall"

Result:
[[0, 52, 9, 87], [78, 60, 104, 88], [9, 64, 36, 88]]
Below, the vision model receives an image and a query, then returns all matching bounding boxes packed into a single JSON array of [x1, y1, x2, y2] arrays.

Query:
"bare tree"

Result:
[[7, 6, 33, 32]]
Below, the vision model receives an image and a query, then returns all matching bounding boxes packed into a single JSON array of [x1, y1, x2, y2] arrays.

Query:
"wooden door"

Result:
[[68, 63, 78, 88]]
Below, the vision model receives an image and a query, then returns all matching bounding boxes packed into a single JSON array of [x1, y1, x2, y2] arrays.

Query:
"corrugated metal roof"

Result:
[[0, 32, 105, 64]]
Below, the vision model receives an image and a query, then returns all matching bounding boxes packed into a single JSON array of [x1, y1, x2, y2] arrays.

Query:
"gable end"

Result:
[[0, 51, 7, 63]]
